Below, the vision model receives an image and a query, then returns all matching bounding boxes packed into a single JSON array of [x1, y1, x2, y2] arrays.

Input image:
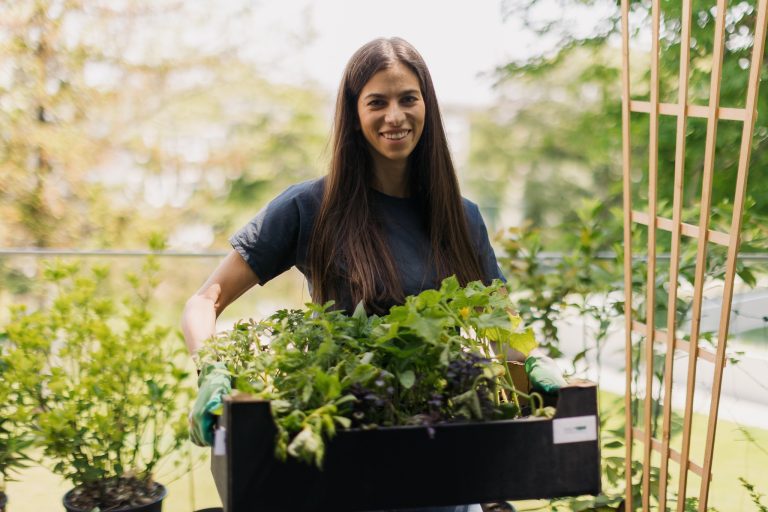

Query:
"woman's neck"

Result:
[[371, 157, 409, 198]]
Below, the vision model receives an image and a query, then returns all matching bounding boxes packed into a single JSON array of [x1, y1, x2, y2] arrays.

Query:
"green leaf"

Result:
[[352, 301, 367, 321], [334, 394, 357, 407], [407, 315, 444, 342], [439, 275, 461, 295], [398, 370, 416, 389], [494, 402, 520, 419], [333, 416, 352, 429], [507, 328, 537, 356], [347, 363, 378, 383], [439, 344, 451, 366], [451, 389, 483, 419], [301, 382, 313, 404], [287, 426, 324, 467], [474, 311, 511, 330], [414, 289, 441, 309]]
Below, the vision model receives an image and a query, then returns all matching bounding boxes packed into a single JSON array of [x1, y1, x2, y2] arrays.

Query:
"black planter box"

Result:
[[211, 381, 601, 512]]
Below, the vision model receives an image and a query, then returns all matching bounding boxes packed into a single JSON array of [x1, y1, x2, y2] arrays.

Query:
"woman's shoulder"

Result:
[[276, 176, 325, 204], [460, 196, 482, 224]]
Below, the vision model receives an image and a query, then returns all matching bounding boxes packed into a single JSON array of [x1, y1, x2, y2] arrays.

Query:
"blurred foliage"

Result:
[[0, 0, 327, 252], [467, 45, 624, 237], [739, 477, 768, 511]]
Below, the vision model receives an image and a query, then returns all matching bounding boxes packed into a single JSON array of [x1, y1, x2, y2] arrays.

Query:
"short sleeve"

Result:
[[465, 200, 506, 283], [229, 182, 317, 285]]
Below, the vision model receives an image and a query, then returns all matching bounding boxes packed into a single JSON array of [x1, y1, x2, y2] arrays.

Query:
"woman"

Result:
[[182, 37, 504, 512], [182, 36, 503, 354]]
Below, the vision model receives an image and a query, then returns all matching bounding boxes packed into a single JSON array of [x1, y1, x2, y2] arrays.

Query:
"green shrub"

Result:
[[0, 256, 192, 508]]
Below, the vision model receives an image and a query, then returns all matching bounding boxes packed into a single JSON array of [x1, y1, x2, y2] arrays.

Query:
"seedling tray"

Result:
[[211, 381, 601, 512]]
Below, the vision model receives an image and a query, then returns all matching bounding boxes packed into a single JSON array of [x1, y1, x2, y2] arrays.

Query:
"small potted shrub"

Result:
[[1, 256, 192, 511]]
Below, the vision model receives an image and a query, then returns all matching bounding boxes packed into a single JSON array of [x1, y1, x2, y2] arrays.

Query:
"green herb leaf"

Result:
[[398, 370, 416, 389]]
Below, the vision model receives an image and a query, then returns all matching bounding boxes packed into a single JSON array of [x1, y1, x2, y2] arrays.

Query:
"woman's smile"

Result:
[[381, 129, 411, 142]]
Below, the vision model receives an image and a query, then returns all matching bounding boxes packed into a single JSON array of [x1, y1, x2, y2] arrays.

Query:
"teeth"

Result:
[[382, 130, 409, 140]]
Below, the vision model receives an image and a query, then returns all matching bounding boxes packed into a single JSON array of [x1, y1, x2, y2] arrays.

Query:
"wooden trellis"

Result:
[[620, 0, 768, 508]]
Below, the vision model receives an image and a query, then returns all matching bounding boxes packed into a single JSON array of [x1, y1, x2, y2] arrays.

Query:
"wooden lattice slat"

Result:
[[630, 101, 747, 121], [697, 0, 768, 506], [640, 0, 662, 506], [620, 0, 768, 508], [631, 211, 731, 246], [632, 427, 708, 478], [631, 321, 719, 364], [674, 0, 727, 506], [658, 6, 693, 501], [619, 0, 634, 506]]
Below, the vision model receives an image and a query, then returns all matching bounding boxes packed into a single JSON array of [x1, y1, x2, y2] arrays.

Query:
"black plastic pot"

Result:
[[62, 483, 167, 512], [0, 491, 7, 512], [212, 381, 601, 512]]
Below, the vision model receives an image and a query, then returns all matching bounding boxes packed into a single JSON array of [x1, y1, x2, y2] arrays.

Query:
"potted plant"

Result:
[[0, 255, 192, 511], [200, 277, 543, 467], [199, 278, 600, 510]]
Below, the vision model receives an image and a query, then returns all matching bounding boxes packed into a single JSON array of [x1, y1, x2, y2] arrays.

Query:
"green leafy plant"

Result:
[[0, 256, 193, 510], [0, 352, 33, 498], [198, 277, 544, 468]]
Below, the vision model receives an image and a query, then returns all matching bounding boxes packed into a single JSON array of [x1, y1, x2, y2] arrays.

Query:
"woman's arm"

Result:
[[181, 250, 260, 355]]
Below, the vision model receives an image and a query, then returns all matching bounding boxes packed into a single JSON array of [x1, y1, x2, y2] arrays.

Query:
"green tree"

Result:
[[0, 1, 328, 251], [466, 45, 626, 240], [489, 0, 768, 234]]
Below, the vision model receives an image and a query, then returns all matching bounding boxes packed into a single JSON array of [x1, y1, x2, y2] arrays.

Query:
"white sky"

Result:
[[178, 0, 616, 107], [240, 0, 548, 107]]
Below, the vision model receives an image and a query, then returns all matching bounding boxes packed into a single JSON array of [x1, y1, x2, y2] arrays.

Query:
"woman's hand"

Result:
[[181, 250, 260, 354], [525, 355, 567, 394], [189, 362, 232, 446]]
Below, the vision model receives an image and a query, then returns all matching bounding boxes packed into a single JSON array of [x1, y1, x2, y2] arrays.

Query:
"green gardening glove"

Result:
[[525, 355, 567, 394], [190, 361, 232, 447]]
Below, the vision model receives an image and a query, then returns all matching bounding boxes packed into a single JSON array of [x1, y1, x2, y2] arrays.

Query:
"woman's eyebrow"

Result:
[[362, 89, 421, 100]]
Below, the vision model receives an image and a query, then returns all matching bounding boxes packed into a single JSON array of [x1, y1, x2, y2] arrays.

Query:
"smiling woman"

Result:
[[182, 37, 504, 512], [305, 37, 498, 316]]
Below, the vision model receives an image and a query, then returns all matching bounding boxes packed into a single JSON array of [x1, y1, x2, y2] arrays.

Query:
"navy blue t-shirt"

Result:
[[230, 178, 504, 312]]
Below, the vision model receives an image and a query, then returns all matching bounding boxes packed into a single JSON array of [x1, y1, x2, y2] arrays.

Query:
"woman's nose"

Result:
[[384, 105, 405, 125]]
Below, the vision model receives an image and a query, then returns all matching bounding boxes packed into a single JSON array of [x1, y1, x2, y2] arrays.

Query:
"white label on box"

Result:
[[214, 427, 226, 456], [552, 415, 597, 444]]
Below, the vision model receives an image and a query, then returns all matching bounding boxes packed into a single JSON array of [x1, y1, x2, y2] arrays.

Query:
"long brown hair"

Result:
[[308, 37, 485, 313]]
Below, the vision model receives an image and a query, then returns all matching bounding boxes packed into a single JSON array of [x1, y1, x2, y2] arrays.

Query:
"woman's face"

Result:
[[357, 62, 425, 168]]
